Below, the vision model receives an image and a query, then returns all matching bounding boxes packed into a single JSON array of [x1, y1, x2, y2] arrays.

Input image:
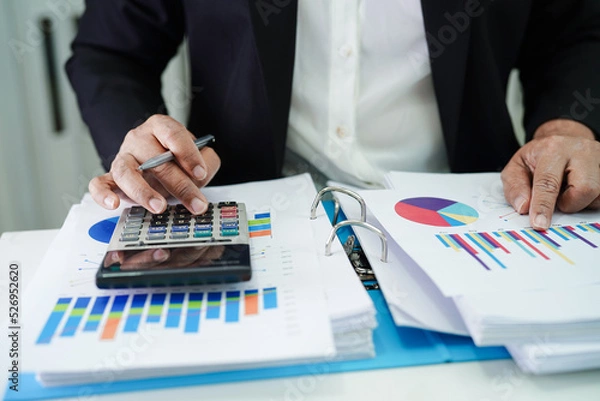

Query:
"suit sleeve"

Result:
[[66, 0, 185, 170], [517, 0, 600, 141]]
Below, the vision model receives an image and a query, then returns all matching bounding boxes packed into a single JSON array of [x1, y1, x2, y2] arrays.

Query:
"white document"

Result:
[[362, 172, 600, 296], [328, 181, 468, 336], [22, 175, 338, 386]]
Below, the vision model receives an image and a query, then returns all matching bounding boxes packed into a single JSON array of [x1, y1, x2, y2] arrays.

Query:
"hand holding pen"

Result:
[[88, 115, 221, 215]]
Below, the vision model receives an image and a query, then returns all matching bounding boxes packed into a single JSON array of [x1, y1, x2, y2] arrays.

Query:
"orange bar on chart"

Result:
[[244, 290, 258, 315]]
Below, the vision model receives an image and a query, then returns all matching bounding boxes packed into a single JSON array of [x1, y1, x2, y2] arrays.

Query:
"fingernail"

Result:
[[193, 165, 207, 180], [153, 249, 169, 262], [515, 196, 527, 214], [104, 197, 116, 209], [191, 197, 206, 215], [534, 214, 548, 230], [149, 198, 164, 214]]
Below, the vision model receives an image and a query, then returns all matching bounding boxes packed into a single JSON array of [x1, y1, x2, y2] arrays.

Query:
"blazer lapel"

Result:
[[248, 0, 298, 171], [420, 0, 473, 165]]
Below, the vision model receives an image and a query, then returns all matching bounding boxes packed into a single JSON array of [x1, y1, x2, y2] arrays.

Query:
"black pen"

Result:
[[137, 134, 215, 171]]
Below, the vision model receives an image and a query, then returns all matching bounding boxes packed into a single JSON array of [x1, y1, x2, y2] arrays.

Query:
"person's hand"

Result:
[[89, 115, 220, 214], [501, 119, 600, 231]]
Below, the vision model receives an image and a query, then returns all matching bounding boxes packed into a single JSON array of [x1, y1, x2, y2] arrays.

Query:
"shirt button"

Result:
[[336, 126, 348, 138], [338, 44, 353, 58]]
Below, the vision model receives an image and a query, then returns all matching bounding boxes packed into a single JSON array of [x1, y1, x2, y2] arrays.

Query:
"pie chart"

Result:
[[88, 217, 119, 243], [394, 197, 478, 227]]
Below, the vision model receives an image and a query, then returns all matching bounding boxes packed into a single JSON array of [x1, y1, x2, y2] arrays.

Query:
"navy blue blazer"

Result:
[[67, 0, 600, 185]]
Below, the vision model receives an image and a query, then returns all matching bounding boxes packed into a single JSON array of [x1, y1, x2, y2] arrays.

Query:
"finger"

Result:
[[146, 115, 208, 180], [151, 161, 208, 214], [557, 161, 600, 213], [111, 153, 168, 213], [529, 156, 568, 231], [501, 156, 532, 215], [589, 195, 600, 210], [196, 147, 221, 188], [89, 173, 121, 210]]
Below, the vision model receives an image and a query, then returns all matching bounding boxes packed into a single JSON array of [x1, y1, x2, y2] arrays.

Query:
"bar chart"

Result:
[[436, 223, 600, 271], [248, 211, 272, 238], [36, 287, 279, 344]]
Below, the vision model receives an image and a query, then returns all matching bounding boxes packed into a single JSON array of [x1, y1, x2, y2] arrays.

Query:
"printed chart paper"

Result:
[[362, 172, 600, 296], [22, 175, 336, 385]]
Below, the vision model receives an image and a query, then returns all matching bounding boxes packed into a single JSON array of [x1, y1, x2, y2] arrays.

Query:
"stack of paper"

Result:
[[334, 171, 600, 374], [21, 174, 376, 387]]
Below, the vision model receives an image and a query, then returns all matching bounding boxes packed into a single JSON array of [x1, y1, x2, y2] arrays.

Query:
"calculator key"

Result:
[[195, 215, 213, 222], [194, 223, 212, 230], [146, 233, 166, 241], [171, 225, 189, 232], [148, 226, 167, 233], [218, 201, 237, 207], [128, 206, 146, 217], [120, 233, 140, 241], [221, 221, 238, 229], [220, 218, 238, 225], [173, 213, 192, 220], [122, 227, 141, 234], [172, 218, 191, 225], [126, 216, 144, 223], [221, 228, 239, 236], [220, 212, 238, 219], [170, 232, 190, 240], [193, 230, 212, 238], [149, 221, 168, 227], [124, 222, 143, 230]]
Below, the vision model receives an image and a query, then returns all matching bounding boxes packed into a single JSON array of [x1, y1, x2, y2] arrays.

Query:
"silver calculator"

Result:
[[96, 202, 252, 288]]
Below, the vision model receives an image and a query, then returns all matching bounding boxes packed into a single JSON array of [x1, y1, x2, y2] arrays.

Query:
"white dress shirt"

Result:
[[286, 0, 449, 188]]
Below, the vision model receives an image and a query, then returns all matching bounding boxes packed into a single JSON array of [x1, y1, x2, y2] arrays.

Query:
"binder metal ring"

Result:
[[310, 186, 367, 222], [325, 220, 388, 263]]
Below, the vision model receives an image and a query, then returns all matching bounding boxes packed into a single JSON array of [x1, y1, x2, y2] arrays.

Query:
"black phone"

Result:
[[96, 202, 252, 289]]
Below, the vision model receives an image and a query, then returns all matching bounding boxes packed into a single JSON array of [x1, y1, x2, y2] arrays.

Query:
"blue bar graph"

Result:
[[124, 294, 147, 332], [263, 288, 277, 309], [184, 293, 203, 333], [166, 293, 184, 328], [60, 297, 91, 337], [36, 298, 71, 344], [225, 291, 240, 323], [83, 296, 110, 332]]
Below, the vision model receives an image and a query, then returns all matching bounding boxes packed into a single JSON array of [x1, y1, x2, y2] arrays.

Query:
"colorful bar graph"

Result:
[[84, 296, 110, 332], [101, 295, 129, 340], [248, 212, 272, 238], [225, 291, 241, 322], [166, 293, 184, 328], [437, 222, 599, 270], [244, 289, 259, 315], [124, 294, 147, 333], [185, 292, 203, 333], [61, 297, 91, 337], [37, 288, 278, 342], [37, 297, 71, 344], [147, 293, 166, 323], [263, 287, 277, 309], [206, 292, 222, 319]]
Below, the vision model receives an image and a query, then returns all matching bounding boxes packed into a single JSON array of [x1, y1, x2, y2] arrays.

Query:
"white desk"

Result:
[[2, 230, 599, 401]]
